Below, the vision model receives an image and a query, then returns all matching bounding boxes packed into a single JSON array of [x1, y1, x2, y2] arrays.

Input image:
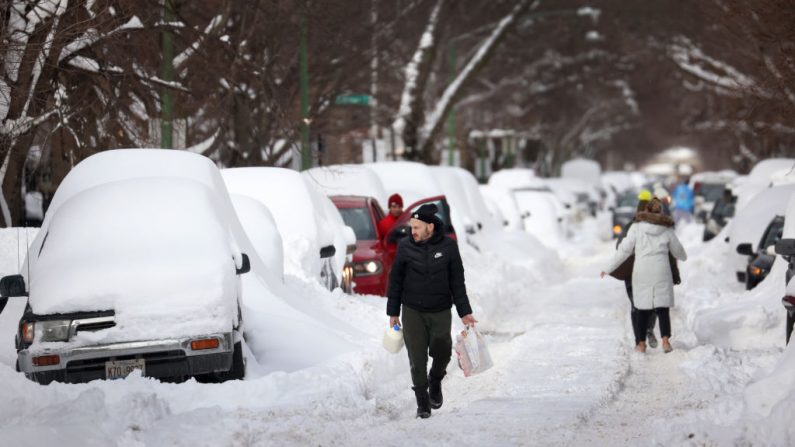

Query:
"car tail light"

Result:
[[782, 296, 795, 309], [21, 322, 34, 343], [191, 338, 220, 350], [32, 355, 60, 366]]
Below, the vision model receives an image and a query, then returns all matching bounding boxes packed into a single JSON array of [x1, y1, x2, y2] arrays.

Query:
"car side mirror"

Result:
[[736, 243, 754, 256], [388, 225, 410, 243], [776, 239, 795, 256], [0, 274, 27, 298], [319, 245, 336, 259], [236, 253, 251, 275]]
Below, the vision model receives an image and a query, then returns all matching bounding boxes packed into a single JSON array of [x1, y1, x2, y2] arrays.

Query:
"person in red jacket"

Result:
[[379, 193, 403, 236]]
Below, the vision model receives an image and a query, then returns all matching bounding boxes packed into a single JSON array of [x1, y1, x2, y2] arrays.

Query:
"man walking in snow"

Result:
[[387, 203, 477, 419], [379, 193, 404, 237]]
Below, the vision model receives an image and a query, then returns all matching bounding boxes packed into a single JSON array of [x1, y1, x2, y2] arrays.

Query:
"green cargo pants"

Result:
[[401, 306, 452, 389]]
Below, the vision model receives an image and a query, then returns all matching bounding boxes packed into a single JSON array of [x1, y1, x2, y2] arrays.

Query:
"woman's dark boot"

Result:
[[428, 373, 445, 409], [413, 386, 431, 418]]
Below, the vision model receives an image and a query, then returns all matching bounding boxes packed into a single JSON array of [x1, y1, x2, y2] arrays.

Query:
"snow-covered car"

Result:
[[561, 158, 606, 210], [737, 215, 783, 290], [703, 190, 736, 242], [773, 193, 795, 343], [728, 184, 795, 284], [0, 150, 252, 384], [221, 167, 354, 292], [734, 159, 795, 212], [612, 191, 640, 239]]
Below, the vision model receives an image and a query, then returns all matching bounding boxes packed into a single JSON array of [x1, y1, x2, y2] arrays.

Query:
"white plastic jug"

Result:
[[383, 325, 404, 353]]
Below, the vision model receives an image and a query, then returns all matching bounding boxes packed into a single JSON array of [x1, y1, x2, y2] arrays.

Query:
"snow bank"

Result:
[[561, 158, 602, 187]]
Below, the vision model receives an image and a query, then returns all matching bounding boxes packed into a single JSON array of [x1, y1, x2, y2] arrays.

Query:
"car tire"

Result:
[[223, 341, 246, 381], [787, 312, 795, 345]]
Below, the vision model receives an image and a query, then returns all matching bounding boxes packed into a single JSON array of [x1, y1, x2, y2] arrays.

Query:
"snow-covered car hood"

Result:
[[28, 178, 238, 338]]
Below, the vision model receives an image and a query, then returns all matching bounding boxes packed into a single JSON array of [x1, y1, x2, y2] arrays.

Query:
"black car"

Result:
[[611, 192, 639, 239], [737, 215, 784, 290], [774, 238, 795, 343], [703, 192, 737, 242]]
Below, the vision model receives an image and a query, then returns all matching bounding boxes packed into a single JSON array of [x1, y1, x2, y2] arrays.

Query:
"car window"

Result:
[[761, 217, 785, 249], [699, 184, 725, 202], [338, 207, 376, 240]]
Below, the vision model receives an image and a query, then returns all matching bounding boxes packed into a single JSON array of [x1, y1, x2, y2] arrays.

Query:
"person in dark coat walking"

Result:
[[387, 203, 477, 419]]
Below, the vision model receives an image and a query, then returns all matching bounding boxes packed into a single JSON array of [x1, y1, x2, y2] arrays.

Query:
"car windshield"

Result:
[[618, 194, 638, 208], [338, 207, 376, 240], [699, 183, 725, 202]]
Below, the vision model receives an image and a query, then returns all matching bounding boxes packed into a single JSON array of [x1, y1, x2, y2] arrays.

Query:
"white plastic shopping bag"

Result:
[[455, 326, 493, 377]]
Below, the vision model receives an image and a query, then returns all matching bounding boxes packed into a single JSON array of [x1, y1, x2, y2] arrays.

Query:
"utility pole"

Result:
[[369, 0, 379, 163], [299, 7, 311, 170], [446, 40, 456, 166], [160, 0, 174, 149]]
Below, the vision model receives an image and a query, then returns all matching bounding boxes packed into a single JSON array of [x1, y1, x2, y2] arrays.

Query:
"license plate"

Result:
[[105, 359, 145, 380]]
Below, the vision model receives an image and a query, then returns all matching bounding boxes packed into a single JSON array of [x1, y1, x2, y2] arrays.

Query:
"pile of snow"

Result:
[[561, 158, 602, 187], [734, 158, 795, 211]]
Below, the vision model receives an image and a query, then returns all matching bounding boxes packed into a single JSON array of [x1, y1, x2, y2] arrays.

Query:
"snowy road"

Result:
[[0, 222, 790, 445]]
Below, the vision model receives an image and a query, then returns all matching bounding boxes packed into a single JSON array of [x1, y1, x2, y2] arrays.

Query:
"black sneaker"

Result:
[[647, 331, 658, 349]]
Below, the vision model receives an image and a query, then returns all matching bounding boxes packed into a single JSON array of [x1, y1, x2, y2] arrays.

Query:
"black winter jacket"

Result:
[[386, 223, 472, 318]]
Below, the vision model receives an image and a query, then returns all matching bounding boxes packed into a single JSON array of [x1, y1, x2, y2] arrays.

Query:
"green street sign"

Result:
[[335, 94, 370, 106]]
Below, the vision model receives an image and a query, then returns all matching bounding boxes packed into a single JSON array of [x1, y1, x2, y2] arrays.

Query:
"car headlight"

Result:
[[33, 320, 72, 342], [749, 266, 764, 277], [353, 260, 383, 276], [612, 224, 623, 235]]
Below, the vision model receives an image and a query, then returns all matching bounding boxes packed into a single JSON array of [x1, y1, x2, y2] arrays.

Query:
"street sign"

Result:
[[335, 94, 370, 106]]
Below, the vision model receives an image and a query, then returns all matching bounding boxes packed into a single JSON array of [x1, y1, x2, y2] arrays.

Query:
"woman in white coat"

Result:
[[601, 198, 688, 353]]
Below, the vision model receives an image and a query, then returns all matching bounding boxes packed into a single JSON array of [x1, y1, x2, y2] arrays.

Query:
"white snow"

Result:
[[303, 165, 388, 209], [6, 161, 795, 445]]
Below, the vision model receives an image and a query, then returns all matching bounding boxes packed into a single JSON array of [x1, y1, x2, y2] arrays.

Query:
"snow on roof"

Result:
[[749, 158, 795, 183], [42, 149, 226, 225], [365, 162, 443, 207], [561, 158, 602, 186], [488, 169, 546, 190], [30, 178, 238, 339], [303, 165, 388, 209]]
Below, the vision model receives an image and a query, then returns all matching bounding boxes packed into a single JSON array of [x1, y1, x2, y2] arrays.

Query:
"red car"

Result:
[[331, 195, 456, 296]]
